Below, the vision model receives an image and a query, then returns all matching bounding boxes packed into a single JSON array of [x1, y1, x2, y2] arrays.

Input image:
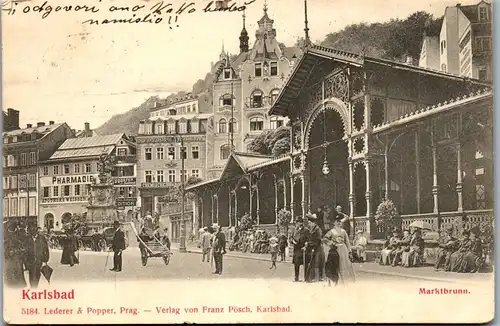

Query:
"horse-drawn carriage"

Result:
[[78, 227, 118, 251]]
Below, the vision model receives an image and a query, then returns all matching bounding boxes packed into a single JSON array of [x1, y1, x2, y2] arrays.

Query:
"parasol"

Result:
[[409, 220, 433, 231]]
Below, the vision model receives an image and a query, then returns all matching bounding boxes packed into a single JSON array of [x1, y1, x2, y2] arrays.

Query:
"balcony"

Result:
[[114, 155, 136, 164]]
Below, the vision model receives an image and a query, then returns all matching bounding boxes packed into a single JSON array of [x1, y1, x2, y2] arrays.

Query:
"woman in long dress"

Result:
[[61, 228, 79, 267], [323, 217, 355, 285]]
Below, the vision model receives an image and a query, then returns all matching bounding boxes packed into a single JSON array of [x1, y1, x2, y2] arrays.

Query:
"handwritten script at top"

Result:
[[2, 0, 257, 27]]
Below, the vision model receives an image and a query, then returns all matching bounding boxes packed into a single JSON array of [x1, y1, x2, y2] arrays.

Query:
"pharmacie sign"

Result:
[[52, 175, 96, 184]]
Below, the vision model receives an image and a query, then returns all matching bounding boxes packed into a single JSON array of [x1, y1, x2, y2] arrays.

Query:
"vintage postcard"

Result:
[[2, 0, 494, 323]]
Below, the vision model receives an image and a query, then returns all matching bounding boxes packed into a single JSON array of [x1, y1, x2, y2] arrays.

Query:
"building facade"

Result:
[[38, 133, 136, 230], [136, 95, 211, 217], [206, 5, 302, 178], [3, 108, 20, 132], [188, 43, 492, 241], [3, 121, 74, 227], [420, 1, 492, 82]]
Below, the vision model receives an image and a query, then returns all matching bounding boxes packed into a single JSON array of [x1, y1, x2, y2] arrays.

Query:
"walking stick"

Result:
[[104, 248, 111, 271], [302, 248, 306, 281]]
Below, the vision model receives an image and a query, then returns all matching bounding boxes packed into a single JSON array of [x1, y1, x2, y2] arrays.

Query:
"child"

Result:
[[269, 233, 279, 269]]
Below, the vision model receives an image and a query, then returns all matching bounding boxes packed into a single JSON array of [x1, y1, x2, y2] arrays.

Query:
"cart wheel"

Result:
[[163, 253, 170, 266], [142, 254, 148, 266]]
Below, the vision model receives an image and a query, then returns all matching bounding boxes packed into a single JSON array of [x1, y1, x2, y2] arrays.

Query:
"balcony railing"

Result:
[[114, 155, 136, 164]]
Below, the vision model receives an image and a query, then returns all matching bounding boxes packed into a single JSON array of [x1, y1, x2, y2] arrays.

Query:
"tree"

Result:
[[277, 209, 292, 236], [247, 126, 291, 156], [239, 214, 254, 232], [63, 213, 88, 235], [272, 138, 290, 156], [375, 200, 399, 238]]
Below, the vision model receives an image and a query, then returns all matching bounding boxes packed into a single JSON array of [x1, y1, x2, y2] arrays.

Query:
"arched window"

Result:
[[250, 117, 264, 131], [219, 94, 234, 109], [250, 90, 263, 108], [229, 118, 238, 133], [270, 117, 283, 129], [155, 121, 164, 135], [441, 63, 447, 72], [168, 109, 177, 115], [220, 144, 231, 160], [218, 118, 227, 133], [270, 89, 280, 104]]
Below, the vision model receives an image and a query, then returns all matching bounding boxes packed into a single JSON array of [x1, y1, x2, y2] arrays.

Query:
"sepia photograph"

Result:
[[2, 0, 495, 323]]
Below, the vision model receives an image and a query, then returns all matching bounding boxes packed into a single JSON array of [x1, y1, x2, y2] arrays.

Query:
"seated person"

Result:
[[380, 229, 400, 265], [352, 230, 368, 262], [434, 226, 458, 271], [404, 228, 425, 267], [391, 230, 411, 266]]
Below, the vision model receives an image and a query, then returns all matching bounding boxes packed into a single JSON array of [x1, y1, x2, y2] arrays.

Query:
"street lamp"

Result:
[[174, 135, 187, 253]]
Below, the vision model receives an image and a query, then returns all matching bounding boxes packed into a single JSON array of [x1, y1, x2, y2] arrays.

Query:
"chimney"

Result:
[[37, 122, 45, 127], [26, 124, 32, 128], [84, 122, 90, 132], [456, 3, 461, 7], [6, 108, 20, 130], [405, 55, 414, 65], [49, 121, 54, 125]]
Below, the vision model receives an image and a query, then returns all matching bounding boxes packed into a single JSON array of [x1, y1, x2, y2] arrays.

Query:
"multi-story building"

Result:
[[38, 133, 137, 230], [3, 108, 19, 132], [206, 4, 302, 178], [3, 121, 74, 227], [420, 1, 492, 81], [136, 94, 211, 217]]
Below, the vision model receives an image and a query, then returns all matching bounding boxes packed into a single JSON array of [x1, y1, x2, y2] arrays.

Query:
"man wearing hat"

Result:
[[212, 224, 226, 275], [110, 221, 126, 272], [304, 212, 323, 282], [201, 226, 212, 263], [434, 226, 458, 271], [25, 226, 50, 288]]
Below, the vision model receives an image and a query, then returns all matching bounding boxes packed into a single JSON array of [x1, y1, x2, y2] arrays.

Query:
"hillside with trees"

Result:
[[96, 11, 442, 138]]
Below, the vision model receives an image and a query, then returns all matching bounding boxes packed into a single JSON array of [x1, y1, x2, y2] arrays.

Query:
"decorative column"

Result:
[[214, 194, 219, 224], [211, 194, 214, 224], [274, 176, 279, 224], [456, 143, 463, 212], [301, 174, 307, 218], [234, 190, 238, 227], [432, 146, 439, 214], [255, 185, 260, 225], [228, 189, 233, 228], [348, 161, 355, 217], [290, 175, 295, 222], [248, 181, 253, 221], [365, 159, 372, 217], [415, 130, 421, 214], [200, 195, 204, 228], [282, 179, 287, 211], [384, 142, 389, 200]]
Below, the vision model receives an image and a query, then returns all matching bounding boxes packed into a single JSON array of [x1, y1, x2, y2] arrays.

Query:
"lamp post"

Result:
[[175, 135, 187, 253]]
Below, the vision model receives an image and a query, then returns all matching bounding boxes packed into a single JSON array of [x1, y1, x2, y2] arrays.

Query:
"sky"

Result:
[[3, 0, 479, 130]]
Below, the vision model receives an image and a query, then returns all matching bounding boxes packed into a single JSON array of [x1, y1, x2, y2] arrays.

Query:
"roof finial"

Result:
[[303, 0, 311, 48], [263, 0, 268, 13], [242, 8, 246, 28]]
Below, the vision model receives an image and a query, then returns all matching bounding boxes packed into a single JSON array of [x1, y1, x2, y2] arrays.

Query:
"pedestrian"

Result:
[[335, 205, 351, 240], [4, 221, 28, 288], [212, 224, 226, 275], [269, 233, 279, 269], [201, 227, 212, 263], [278, 232, 288, 262], [60, 227, 79, 267], [291, 218, 309, 282], [25, 226, 50, 288], [304, 213, 323, 283], [162, 228, 171, 250], [110, 221, 126, 272], [324, 217, 355, 285]]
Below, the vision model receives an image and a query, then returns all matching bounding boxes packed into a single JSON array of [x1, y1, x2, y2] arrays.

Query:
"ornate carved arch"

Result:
[[304, 98, 349, 149]]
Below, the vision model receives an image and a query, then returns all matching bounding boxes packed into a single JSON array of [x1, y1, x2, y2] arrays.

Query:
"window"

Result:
[[10, 198, 18, 217], [270, 89, 280, 104], [53, 165, 59, 175], [168, 147, 176, 160], [168, 170, 176, 183], [85, 163, 92, 173], [192, 103, 197, 112], [167, 122, 176, 134], [156, 147, 164, 160], [117, 148, 127, 156], [74, 164, 80, 173], [74, 185, 81, 196], [29, 152, 36, 165], [3, 198, 8, 217], [179, 122, 187, 133], [479, 67, 488, 81], [53, 186, 59, 197], [63, 185, 70, 196], [169, 109, 176, 115], [479, 7, 488, 21], [229, 118, 238, 133], [270, 61, 278, 76], [64, 164, 70, 174], [145, 171, 152, 183], [157, 170, 164, 182], [181, 170, 187, 182], [43, 166, 49, 176], [28, 174, 36, 188], [251, 90, 263, 108], [20, 153, 27, 166], [156, 122, 164, 134], [19, 197, 27, 217], [475, 37, 491, 52], [181, 147, 187, 159], [270, 117, 283, 129], [218, 118, 227, 133], [191, 146, 199, 159], [223, 68, 232, 79], [191, 169, 200, 178], [191, 120, 199, 133], [43, 187, 50, 198], [220, 144, 231, 160], [255, 63, 262, 77], [2, 156, 5, 168], [441, 63, 447, 72], [3, 177, 9, 190], [11, 176, 17, 189], [219, 94, 233, 108], [250, 117, 264, 131], [476, 184, 486, 209], [145, 148, 152, 160], [144, 123, 153, 134]]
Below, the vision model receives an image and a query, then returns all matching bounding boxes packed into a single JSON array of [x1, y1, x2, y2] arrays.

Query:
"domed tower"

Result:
[[239, 10, 249, 53]]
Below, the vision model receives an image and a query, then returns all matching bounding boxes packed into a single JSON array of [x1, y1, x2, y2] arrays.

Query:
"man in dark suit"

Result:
[[304, 213, 323, 283], [291, 218, 309, 282], [26, 226, 50, 288], [212, 224, 226, 275], [110, 221, 126, 272]]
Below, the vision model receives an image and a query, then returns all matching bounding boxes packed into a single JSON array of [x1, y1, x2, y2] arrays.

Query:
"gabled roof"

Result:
[[269, 44, 492, 116], [58, 133, 125, 150], [219, 152, 273, 180], [3, 122, 65, 138]]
